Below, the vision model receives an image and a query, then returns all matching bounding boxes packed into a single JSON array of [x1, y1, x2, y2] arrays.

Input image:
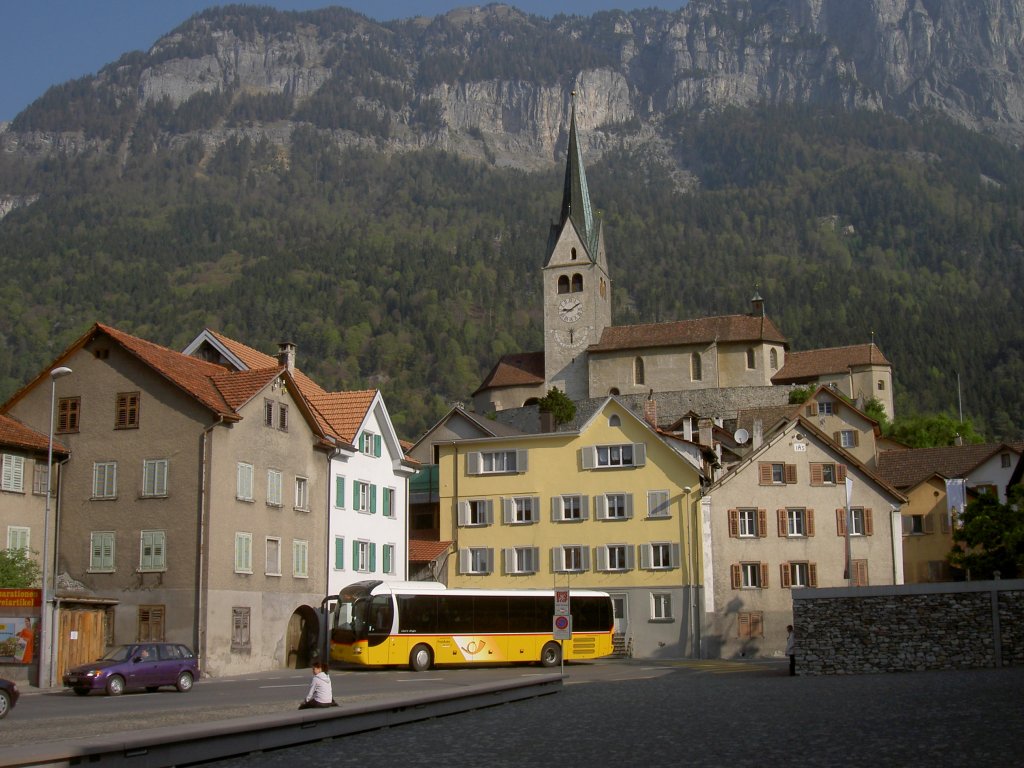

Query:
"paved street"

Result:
[[202, 661, 1024, 768]]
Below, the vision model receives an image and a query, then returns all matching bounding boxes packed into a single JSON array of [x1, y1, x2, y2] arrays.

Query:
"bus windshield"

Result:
[[330, 581, 393, 644]]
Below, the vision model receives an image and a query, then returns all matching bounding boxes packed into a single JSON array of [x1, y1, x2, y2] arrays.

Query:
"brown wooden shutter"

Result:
[[777, 509, 787, 537], [853, 431, 860, 447], [758, 509, 768, 537], [760, 562, 770, 588], [785, 464, 798, 484], [809, 562, 818, 587], [836, 508, 846, 536], [728, 509, 739, 538], [806, 402, 818, 416], [854, 559, 868, 586], [810, 464, 823, 486], [923, 512, 935, 534], [731, 564, 741, 589], [750, 612, 764, 638], [837, 464, 847, 481], [865, 508, 874, 536], [780, 563, 792, 588], [758, 463, 773, 485], [833, 430, 841, 443], [738, 613, 750, 638], [806, 509, 815, 537]]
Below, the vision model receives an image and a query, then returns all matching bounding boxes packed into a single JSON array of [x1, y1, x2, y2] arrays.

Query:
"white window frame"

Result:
[[1, 454, 26, 493], [265, 537, 282, 576], [582, 443, 647, 469], [741, 562, 761, 588], [790, 562, 810, 587], [234, 532, 253, 574], [850, 507, 865, 536], [787, 508, 806, 537], [458, 547, 493, 575], [503, 496, 539, 525], [647, 490, 671, 518], [7, 526, 30, 551], [596, 492, 633, 520], [293, 539, 309, 578], [504, 546, 539, 575], [651, 593, 673, 621], [359, 431, 381, 457], [294, 476, 309, 511], [642, 542, 680, 570], [89, 531, 115, 573], [355, 540, 373, 573], [139, 530, 166, 572], [818, 400, 835, 415], [92, 461, 117, 499], [467, 449, 526, 475], [552, 494, 588, 522], [142, 459, 168, 497], [236, 462, 254, 502], [554, 544, 590, 573], [458, 499, 494, 527], [597, 544, 633, 572], [839, 430, 856, 448], [739, 508, 758, 537], [266, 469, 283, 507]]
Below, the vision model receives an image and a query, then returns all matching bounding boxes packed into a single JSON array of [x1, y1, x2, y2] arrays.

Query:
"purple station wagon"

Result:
[[62, 642, 198, 696]]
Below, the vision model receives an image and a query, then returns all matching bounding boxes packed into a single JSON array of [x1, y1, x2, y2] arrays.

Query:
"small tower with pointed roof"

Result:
[[542, 93, 612, 401]]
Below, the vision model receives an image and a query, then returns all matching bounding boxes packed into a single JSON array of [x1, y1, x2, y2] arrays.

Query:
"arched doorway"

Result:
[[285, 605, 320, 669]]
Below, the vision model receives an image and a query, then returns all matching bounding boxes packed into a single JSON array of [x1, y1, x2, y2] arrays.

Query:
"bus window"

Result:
[[472, 596, 508, 633], [398, 595, 437, 634], [437, 596, 474, 633], [367, 595, 394, 642]]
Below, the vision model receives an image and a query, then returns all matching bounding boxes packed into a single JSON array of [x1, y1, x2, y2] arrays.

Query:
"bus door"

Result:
[[365, 594, 396, 663]]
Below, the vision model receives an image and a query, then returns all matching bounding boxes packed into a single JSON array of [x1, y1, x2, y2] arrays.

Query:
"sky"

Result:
[[0, 1, 685, 122]]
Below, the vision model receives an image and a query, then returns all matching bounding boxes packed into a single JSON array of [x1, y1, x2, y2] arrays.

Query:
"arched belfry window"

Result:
[[770, 348, 778, 370], [557, 275, 570, 294], [609, 387, 620, 396], [570, 247, 578, 261], [571, 274, 583, 292], [691, 352, 702, 382], [634, 356, 645, 386]]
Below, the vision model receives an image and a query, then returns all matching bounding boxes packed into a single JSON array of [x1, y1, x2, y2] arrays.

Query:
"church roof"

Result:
[[589, 314, 787, 352], [557, 100, 599, 259], [472, 351, 545, 395], [773, 343, 890, 383]]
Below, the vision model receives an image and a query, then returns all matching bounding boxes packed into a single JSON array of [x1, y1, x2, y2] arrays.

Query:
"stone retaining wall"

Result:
[[792, 579, 1024, 675]]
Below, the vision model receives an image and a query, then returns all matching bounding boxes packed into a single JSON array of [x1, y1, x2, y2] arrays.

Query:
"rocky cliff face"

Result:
[[3, 0, 1023, 171]]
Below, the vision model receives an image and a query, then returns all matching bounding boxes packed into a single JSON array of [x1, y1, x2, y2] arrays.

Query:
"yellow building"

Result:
[[437, 397, 703, 659]]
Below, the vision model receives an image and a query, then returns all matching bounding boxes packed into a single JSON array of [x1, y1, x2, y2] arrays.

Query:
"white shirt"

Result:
[[305, 671, 333, 704]]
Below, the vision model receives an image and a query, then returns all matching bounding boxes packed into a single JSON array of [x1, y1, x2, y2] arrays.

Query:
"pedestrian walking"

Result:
[[299, 661, 337, 709], [786, 625, 796, 676]]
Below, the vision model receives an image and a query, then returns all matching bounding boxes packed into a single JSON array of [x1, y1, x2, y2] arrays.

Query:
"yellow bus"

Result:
[[326, 580, 613, 671]]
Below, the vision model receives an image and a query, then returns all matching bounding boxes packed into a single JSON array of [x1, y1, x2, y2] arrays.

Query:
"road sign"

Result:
[[553, 614, 572, 640], [554, 589, 570, 616]]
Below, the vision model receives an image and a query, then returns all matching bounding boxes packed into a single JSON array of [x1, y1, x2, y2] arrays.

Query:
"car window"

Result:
[[159, 644, 182, 660], [102, 645, 133, 661], [177, 645, 195, 659], [137, 645, 158, 662]]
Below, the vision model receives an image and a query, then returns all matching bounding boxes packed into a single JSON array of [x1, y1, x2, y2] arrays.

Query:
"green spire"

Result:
[[560, 94, 598, 257]]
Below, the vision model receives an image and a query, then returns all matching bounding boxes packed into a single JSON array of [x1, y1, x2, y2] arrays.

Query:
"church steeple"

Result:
[[559, 94, 598, 258]]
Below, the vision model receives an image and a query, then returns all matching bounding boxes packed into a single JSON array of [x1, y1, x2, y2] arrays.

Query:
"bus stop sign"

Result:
[[553, 614, 572, 640]]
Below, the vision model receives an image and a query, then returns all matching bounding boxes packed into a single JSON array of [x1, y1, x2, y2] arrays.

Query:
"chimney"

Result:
[[539, 411, 556, 433], [753, 418, 763, 449], [698, 417, 713, 448], [643, 390, 657, 427], [277, 341, 296, 372]]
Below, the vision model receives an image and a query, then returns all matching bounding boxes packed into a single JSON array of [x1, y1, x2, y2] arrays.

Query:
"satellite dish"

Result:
[[734, 428, 749, 445]]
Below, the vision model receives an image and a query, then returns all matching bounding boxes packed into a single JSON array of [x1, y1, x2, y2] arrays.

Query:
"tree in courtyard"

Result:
[[948, 485, 1024, 579], [0, 548, 41, 588], [537, 387, 576, 426]]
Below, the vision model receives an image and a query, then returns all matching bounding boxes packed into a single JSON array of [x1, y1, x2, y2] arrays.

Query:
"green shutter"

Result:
[[383, 487, 392, 517], [370, 484, 377, 514], [374, 434, 382, 457], [383, 545, 392, 574], [335, 537, 344, 569], [352, 540, 359, 570], [335, 476, 345, 508], [369, 543, 377, 572]]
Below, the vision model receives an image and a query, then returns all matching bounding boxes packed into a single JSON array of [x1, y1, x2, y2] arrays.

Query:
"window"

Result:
[[641, 542, 680, 570], [770, 348, 779, 370], [781, 561, 817, 588], [651, 593, 673, 621], [234, 532, 253, 574], [236, 462, 254, 501], [586, 443, 646, 468], [353, 540, 375, 573], [553, 545, 589, 573], [634, 357, 645, 385], [92, 462, 117, 499], [877, 379, 885, 391], [731, 562, 769, 588], [231, 607, 251, 651], [7, 526, 29, 550], [597, 544, 633, 572], [264, 399, 274, 427], [294, 477, 309, 510], [759, 462, 796, 485], [1002, 453, 1012, 468], [458, 499, 494, 527], [57, 397, 80, 433], [974, 484, 997, 497], [382, 543, 395, 575], [729, 508, 766, 538], [851, 559, 869, 587], [503, 496, 539, 525], [381, 487, 395, 518], [1, 454, 25, 493], [137, 605, 165, 641], [811, 462, 846, 486], [596, 493, 632, 520], [33, 461, 48, 495], [333, 536, 345, 570], [746, 348, 756, 369], [837, 430, 858, 448], [837, 507, 873, 536], [903, 514, 932, 535], [334, 476, 346, 509], [691, 352, 702, 381], [115, 392, 140, 429], [139, 530, 166, 571], [557, 275, 570, 293], [278, 404, 288, 432], [90, 531, 115, 572], [779, 507, 814, 537], [504, 546, 539, 575], [266, 469, 283, 507], [571, 273, 583, 291], [359, 431, 381, 457], [552, 494, 587, 522], [142, 459, 168, 497], [354, 480, 376, 513], [459, 547, 492, 575], [647, 490, 671, 518], [468, 449, 526, 475], [738, 612, 764, 639], [818, 400, 835, 415], [293, 540, 309, 578], [266, 538, 281, 576]]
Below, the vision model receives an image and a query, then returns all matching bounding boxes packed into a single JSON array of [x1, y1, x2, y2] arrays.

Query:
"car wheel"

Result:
[[0, 690, 9, 719], [540, 641, 562, 668], [175, 671, 194, 692], [409, 644, 433, 672], [73, 688, 91, 697], [105, 675, 125, 696]]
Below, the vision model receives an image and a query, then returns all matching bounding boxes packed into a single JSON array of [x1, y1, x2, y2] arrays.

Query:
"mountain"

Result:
[[1, 0, 1023, 440]]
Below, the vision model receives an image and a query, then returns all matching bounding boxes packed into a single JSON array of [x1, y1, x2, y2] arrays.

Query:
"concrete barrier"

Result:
[[3, 674, 563, 767]]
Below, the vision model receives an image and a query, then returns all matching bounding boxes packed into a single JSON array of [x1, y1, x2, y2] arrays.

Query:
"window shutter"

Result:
[[758, 509, 768, 537], [738, 613, 750, 638], [731, 564, 741, 589], [596, 546, 608, 571], [670, 543, 681, 567], [810, 464, 823, 486], [485, 549, 494, 573], [785, 464, 798, 484], [865, 508, 874, 536], [728, 509, 739, 538], [758, 463, 772, 485], [374, 434, 382, 458], [502, 498, 513, 524], [633, 443, 646, 466], [581, 446, 597, 470], [806, 402, 818, 416], [384, 487, 393, 516], [902, 515, 912, 535], [580, 495, 590, 521], [457, 501, 469, 527], [750, 612, 764, 638], [369, 484, 378, 514], [335, 537, 344, 569], [516, 449, 529, 472], [532, 496, 541, 520], [836, 508, 846, 536], [760, 562, 769, 588], [833, 430, 841, 443], [503, 547, 516, 574], [458, 549, 472, 574], [624, 494, 634, 519], [780, 563, 792, 588], [581, 547, 591, 570], [809, 562, 818, 587], [352, 540, 360, 570], [551, 547, 563, 572], [466, 452, 481, 475], [369, 544, 377, 572], [806, 509, 815, 536], [551, 496, 563, 522], [484, 500, 494, 525], [595, 495, 608, 520], [837, 464, 847, 481], [924, 512, 936, 534], [641, 544, 652, 570], [777, 509, 787, 537], [625, 546, 635, 570]]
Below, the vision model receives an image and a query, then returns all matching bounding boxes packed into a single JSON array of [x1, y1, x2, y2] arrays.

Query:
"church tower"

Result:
[[542, 97, 611, 401]]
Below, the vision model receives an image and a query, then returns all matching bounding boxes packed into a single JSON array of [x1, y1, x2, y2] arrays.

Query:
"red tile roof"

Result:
[[473, 351, 545, 395], [308, 390, 377, 443], [590, 314, 787, 352], [202, 328, 327, 399], [408, 540, 452, 563], [0, 414, 67, 455], [876, 443, 1023, 489], [773, 343, 891, 383]]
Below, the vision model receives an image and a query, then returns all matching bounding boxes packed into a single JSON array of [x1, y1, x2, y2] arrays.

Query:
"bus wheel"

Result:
[[540, 642, 562, 668], [410, 644, 433, 672]]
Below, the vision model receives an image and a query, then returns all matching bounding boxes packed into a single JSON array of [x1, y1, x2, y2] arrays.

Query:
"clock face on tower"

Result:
[[558, 296, 583, 323]]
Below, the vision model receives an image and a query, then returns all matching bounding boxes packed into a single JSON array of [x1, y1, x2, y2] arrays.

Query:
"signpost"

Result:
[[552, 588, 571, 674]]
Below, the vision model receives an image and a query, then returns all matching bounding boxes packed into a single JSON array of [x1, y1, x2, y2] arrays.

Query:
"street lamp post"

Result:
[[40, 366, 72, 689]]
